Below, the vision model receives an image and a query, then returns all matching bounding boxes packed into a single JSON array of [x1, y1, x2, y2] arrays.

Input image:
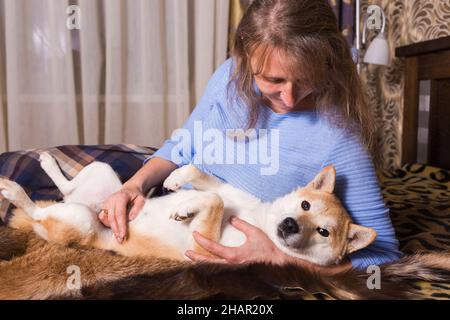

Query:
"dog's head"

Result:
[[270, 165, 377, 266]]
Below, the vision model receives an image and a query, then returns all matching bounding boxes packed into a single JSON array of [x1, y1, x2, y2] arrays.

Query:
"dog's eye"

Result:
[[301, 200, 310, 211], [317, 228, 329, 237]]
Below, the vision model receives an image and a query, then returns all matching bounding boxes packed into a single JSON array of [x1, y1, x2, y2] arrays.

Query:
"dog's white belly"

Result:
[[129, 189, 264, 253], [219, 222, 246, 247], [129, 190, 201, 253], [218, 188, 264, 247], [218, 207, 258, 247], [63, 163, 123, 212]]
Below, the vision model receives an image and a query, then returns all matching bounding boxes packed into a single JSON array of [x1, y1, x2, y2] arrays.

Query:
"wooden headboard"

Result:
[[396, 36, 450, 169]]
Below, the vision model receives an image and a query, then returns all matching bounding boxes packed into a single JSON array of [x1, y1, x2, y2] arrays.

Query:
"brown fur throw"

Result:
[[0, 226, 449, 300]]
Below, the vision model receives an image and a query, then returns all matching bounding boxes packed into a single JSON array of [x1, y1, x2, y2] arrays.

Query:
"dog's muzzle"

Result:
[[277, 217, 300, 239]]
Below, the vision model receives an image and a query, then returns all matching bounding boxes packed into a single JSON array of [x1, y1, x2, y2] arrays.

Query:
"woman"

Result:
[[99, 0, 402, 275]]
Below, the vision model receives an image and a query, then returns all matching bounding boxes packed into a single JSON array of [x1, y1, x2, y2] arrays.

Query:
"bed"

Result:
[[0, 143, 448, 299], [0, 37, 449, 300]]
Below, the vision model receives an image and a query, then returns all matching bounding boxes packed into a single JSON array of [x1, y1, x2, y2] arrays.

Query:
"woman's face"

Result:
[[251, 48, 316, 114]]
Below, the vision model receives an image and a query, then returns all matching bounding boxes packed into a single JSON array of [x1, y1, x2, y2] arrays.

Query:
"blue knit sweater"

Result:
[[146, 58, 402, 269]]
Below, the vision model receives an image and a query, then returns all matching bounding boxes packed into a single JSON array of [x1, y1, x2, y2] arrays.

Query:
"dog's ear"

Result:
[[306, 165, 336, 193], [346, 224, 377, 254]]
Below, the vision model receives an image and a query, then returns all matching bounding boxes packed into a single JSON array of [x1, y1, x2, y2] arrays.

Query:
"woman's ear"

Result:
[[306, 165, 336, 193]]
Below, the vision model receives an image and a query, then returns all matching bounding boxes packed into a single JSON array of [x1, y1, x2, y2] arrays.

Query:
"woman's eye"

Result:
[[266, 78, 284, 84], [317, 228, 330, 237], [301, 200, 310, 211]]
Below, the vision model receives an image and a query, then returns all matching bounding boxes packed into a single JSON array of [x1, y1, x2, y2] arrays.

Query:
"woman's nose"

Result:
[[280, 82, 297, 107]]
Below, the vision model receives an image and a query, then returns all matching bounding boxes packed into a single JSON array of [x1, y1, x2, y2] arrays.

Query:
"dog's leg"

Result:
[[164, 164, 223, 192], [39, 152, 77, 195], [170, 192, 224, 257], [0, 178, 38, 217], [0, 177, 99, 247], [40, 152, 122, 210]]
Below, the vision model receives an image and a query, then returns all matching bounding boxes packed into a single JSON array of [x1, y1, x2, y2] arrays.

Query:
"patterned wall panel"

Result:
[[360, 0, 450, 170]]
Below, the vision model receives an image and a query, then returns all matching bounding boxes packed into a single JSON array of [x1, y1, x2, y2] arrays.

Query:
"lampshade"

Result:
[[363, 32, 390, 66]]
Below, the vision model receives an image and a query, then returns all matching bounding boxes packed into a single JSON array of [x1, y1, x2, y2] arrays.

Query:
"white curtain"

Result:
[[0, 0, 230, 152]]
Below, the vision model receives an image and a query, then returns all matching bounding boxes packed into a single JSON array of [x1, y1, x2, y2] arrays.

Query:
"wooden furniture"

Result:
[[396, 36, 450, 169]]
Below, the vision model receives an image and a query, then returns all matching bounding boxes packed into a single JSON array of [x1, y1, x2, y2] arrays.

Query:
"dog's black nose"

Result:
[[278, 217, 300, 235]]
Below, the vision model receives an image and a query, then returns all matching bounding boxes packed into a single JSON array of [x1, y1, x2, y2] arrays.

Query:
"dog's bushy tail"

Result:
[[79, 253, 450, 300], [300, 253, 450, 299], [381, 252, 450, 283], [277, 253, 450, 299], [2, 223, 448, 300]]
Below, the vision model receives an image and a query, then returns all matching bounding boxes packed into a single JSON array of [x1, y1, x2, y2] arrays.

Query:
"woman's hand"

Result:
[[98, 188, 146, 243], [185, 216, 286, 265], [186, 216, 353, 275]]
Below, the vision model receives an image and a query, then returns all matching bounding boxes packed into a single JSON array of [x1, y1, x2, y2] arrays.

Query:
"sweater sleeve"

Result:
[[322, 131, 403, 270], [144, 58, 233, 166]]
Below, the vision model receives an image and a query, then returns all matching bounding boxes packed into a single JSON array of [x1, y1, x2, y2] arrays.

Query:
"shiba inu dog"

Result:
[[0, 153, 377, 266]]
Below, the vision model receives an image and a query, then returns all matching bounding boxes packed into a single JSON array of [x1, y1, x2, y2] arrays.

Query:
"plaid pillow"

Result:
[[0, 144, 157, 224]]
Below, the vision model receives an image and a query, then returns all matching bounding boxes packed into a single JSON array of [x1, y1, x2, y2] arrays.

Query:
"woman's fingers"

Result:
[[185, 250, 228, 264], [107, 205, 121, 242], [99, 191, 134, 243], [98, 211, 110, 227], [229, 216, 257, 236], [128, 196, 145, 220], [115, 199, 128, 240], [192, 231, 235, 261]]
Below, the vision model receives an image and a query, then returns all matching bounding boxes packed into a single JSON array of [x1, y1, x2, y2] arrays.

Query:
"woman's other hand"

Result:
[[186, 216, 353, 275], [98, 188, 146, 243], [185, 216, 286, 264]]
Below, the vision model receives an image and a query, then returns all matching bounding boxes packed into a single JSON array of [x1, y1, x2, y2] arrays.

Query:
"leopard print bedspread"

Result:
[[377, 164, 450, 299]]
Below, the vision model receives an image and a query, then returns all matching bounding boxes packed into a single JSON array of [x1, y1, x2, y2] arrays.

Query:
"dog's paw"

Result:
[[170, 205, 198, 222], [39, 152, 59, 173], [163, 174, 182, 191], [163, 164, 200, 191], [163, 167, 190, 191], [0, 190, 13, 200], [0, 178, 17, 190], [0, 179, 21, 201]]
